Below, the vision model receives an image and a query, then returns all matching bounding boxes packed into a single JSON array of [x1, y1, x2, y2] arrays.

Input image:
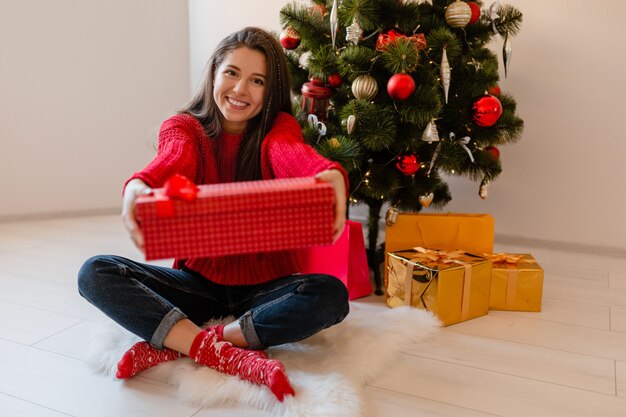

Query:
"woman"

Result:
[[77, 27, 349, 402]]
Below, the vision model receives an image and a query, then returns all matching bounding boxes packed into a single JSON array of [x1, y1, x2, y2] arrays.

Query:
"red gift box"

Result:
[[136, 177, 336, 260]]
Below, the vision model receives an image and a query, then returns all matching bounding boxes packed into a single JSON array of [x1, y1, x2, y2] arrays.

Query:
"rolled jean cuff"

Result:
[[240, 311, 264, 350], [150, 307, 187, 349]]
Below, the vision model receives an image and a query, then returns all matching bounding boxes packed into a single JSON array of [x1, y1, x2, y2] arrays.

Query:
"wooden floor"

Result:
[[1, 214, 626, 416]]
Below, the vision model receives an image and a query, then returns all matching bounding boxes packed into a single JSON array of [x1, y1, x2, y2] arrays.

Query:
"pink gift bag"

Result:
[[299, 220, 372, 300]]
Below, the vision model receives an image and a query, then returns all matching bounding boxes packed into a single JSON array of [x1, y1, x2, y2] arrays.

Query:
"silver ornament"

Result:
[[427, 141, 442, 176], [345, 18, 363, 45], [351, 75, 378, 101], [440, 47, 451, 104], [503, 31, 512, 78], [346, 114, 356, 134], [421, 119, 440, 143], [330, 0, 339, 48], [485, 1, 501, 35]]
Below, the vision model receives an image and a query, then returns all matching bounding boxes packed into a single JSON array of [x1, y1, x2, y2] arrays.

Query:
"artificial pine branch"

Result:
[[339, 0, 381, 31], [359, 162, 401, 200], [337, 46, 378, 79], [495, 5, 523, 36], [359, 108, 398, 151], [396, 86, 441, 126], [316, 136, 363, 172], [280, 2, 327, 50], [382, 38, 420, 74], [307, 45, 338, 81], [425, 27, 463, 61]]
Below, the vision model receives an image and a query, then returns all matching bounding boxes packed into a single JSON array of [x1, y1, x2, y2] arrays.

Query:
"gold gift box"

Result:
[[385, 213, 494, 254], [384, 213, 494, 289], [487, 253, 544, 312], [386, 249, 492, 326]]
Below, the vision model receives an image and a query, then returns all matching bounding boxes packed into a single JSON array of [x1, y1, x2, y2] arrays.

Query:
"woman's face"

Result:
[[213, 46, 267, 134]]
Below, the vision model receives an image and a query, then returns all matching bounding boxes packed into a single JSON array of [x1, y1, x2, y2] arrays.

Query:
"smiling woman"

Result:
[[212, 47, 267, 134], [77, 27, 350, 403]]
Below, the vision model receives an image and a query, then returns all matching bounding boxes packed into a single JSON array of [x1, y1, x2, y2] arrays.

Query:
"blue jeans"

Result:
[[77, 255, 349, 349]]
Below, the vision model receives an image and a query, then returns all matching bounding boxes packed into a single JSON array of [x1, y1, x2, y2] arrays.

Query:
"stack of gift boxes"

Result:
[[134, 175, 542, 327], [385, 213, 544, 326]]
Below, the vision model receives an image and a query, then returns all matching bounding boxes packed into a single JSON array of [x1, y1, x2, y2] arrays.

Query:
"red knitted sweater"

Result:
[[128, 112, 347, 285]]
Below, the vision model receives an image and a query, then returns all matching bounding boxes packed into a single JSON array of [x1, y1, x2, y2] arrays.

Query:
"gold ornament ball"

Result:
[[328, 137, 341, 148], [351, 75, 378, 101], [445, 0, 472, 28]]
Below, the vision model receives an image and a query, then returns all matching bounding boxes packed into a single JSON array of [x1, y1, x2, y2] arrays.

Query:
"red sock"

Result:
[[116, 341, 183, 379], [189, 326, 295, 401]]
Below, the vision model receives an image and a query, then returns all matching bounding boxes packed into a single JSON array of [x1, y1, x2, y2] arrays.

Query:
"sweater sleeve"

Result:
[[125, 115, 202, 190], [262, 113, 349, 188]]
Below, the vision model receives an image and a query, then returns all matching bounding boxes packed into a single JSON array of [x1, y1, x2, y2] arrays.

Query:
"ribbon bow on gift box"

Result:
[[155, 174, 199, 217], [375, 29, 427, 52], [482, 252, 525, 266], [409, 247, 467, 266]]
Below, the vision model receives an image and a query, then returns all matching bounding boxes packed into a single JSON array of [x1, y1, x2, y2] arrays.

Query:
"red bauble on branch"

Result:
[[387, 74, 416, 100], [485, 146, 500, 159], [471, 94, 503, 127], [328, 73, 343, 88], [279, 27, 300, 50], [395, 152, 420, 175], [467, 1, 481, 25], [487, 84, 501, 96]]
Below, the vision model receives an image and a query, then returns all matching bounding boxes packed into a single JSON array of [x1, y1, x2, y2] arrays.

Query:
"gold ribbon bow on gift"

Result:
[[410, 247, 466, 264], [406, 247, 474, 320], [482, 252, 524, 265]]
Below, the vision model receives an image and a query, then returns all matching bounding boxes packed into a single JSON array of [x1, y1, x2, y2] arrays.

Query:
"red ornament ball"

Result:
[[487, 84, 501, 96], [279, 27, 300, 50], [395, 152, 420, 175], [387, 73, 416, 100], [472, 94, 503, 127], [485, 146, 500, 159], [467, 2, 481, 25], [328, 73, 343, 88]]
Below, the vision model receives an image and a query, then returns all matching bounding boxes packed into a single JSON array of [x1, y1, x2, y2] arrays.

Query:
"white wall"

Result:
[[0, 0, 190, 218], [3, 0, 626, 252], [188, 0, 288, 92]]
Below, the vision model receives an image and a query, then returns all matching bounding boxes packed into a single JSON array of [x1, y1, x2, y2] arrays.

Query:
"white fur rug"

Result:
[[86, 303, 440, 417]]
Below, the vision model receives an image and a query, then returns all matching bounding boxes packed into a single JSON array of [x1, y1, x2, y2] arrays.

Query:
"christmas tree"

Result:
[[279, 0, 523, 294]]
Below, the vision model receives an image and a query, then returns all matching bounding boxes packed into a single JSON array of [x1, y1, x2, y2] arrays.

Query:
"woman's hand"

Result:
[[122, 179, 152, 253], [315, 169, 347, 241]]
